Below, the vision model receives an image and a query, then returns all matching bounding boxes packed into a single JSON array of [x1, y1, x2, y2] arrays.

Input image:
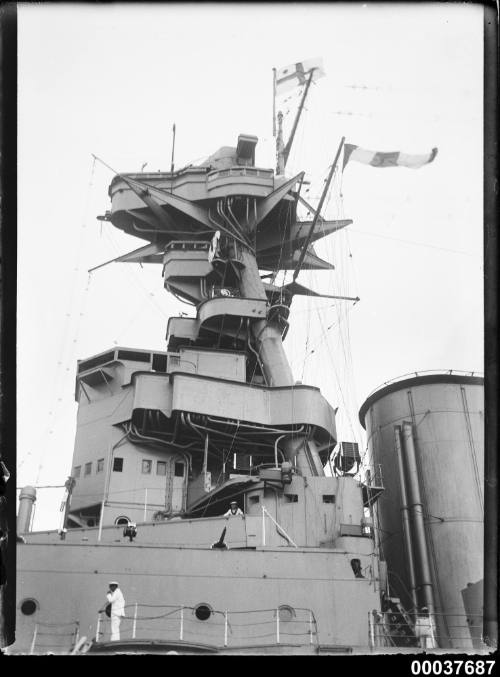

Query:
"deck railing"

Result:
[[95, 604, 318, 649], [364, 369, 483, 400], [29, 620, 80, 654], [368, 611, 485, 651]]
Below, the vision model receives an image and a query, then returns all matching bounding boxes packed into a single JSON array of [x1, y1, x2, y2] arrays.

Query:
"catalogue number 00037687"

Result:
[[411, 661, 496, 676]]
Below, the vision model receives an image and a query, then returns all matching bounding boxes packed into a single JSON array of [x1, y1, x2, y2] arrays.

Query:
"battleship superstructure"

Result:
[[12, 131, 387, 655], [10, 66, 487, 655]]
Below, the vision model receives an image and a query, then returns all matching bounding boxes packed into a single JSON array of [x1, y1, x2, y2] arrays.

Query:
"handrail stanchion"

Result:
[[180, 606, 184, 641], [224, 611, 228, 647], [276, 608, 280, 643], [262, 505, 266, 546], [309, 610, 313, 644], [72, 622, 80, 651], [132, 603, 138, 639], [96, 612, 102, 643], [30, 624, 38, 655]]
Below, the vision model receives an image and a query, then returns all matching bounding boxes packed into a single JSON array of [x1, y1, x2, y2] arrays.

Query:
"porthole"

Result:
[[194, 603, 212, 621], [115, 516, 130, 526], [20, 599, 39, 616], [276, 605, 296, 622]]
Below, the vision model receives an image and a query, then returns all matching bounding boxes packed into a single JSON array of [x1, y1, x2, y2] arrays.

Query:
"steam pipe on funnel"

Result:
[[394, 426, 419, 613], [401, 421, 436, 616]]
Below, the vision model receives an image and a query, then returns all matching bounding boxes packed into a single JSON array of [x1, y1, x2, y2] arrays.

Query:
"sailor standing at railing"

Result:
[[415, 606, 436, 649], [101, 581, 125, 641]]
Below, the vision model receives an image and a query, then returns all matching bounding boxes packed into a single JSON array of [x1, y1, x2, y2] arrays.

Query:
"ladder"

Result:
[[383, 598, 418, 648]]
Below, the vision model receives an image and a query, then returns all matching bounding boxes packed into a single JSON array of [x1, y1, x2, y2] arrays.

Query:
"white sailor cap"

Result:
[[109, 581, 119, 585]]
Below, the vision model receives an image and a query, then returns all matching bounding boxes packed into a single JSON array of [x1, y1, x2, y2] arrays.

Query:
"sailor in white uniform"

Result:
[[224, 501, 244, 518], [414, 606, 436, 649], [104, 581, 125, 641]]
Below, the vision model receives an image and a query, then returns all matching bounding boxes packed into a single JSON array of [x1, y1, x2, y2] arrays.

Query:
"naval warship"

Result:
[[8, 60, 487, 655]]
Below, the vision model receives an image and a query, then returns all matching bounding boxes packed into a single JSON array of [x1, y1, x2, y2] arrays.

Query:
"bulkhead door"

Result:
[[171, 460, 186, 512]]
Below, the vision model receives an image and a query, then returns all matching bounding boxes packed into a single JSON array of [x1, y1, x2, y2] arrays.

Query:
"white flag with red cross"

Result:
[[275, 57, 325, 95]]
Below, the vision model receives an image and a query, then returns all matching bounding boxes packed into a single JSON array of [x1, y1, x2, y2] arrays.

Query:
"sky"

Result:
[[17, 3, 484, 530]]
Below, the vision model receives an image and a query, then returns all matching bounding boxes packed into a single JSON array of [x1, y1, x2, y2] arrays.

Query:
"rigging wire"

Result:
[[110, 300, 152, 346], [200, 423, 241, 518], [101, 226, 171, 319], [338, 182, 363, 438], [51, 156, 96, 393], [332, 175, 364, 449], [300, 303, 313, 383], [28, 159, 97, 485], [349, 227, 481, 259], [297, 168, 364, 454], [327, 177, 362, 446]]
